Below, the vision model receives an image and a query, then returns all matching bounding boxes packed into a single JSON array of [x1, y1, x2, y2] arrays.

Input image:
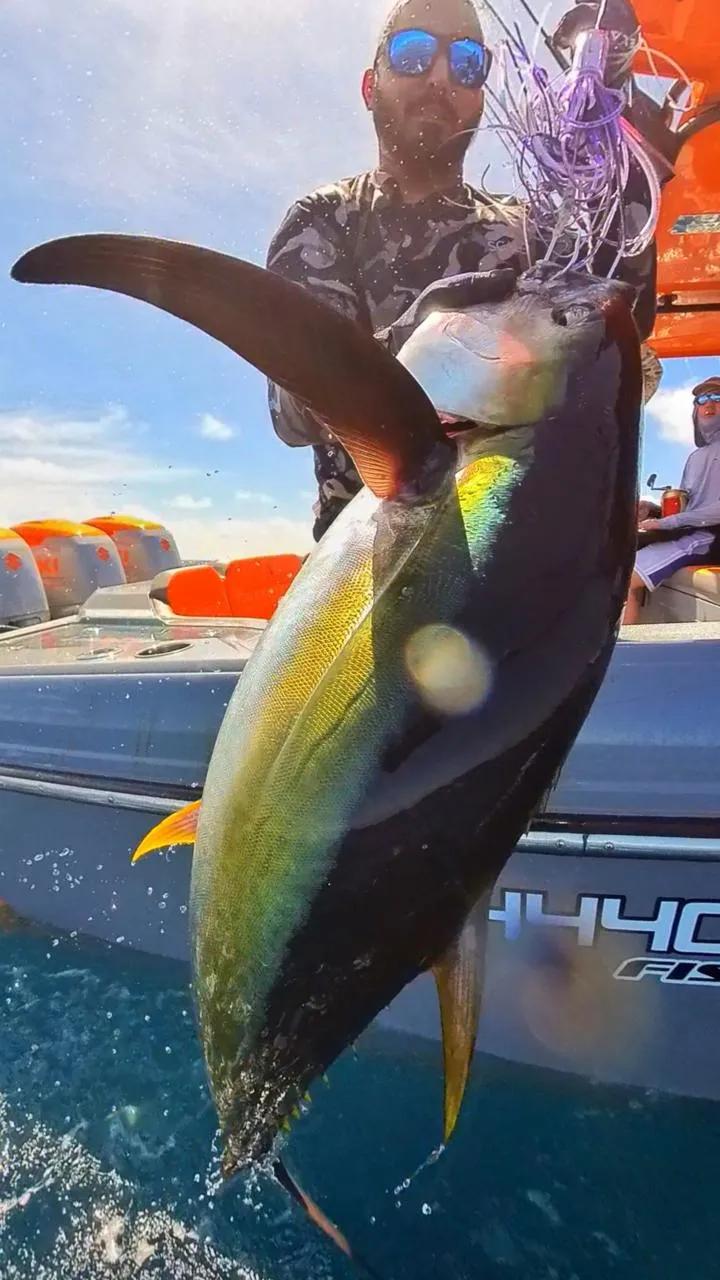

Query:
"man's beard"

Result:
[[697, 413, 720, 445], [373, 92, 480, 172]]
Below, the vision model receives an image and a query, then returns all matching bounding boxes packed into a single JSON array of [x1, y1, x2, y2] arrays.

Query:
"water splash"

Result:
[[0, 1093, 265, 1279], [392, 1144, 445, 1201]]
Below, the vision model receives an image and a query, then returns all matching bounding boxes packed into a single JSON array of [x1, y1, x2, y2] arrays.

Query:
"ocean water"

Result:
[[0, 926, 716, 1280], [0, 930, 340, 1280]]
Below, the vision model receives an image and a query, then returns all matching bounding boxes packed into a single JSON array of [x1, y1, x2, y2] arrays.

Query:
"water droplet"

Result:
[[405, 624, 493, 716]]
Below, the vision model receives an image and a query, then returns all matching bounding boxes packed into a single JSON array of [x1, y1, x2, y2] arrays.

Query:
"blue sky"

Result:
[[0, 0, 712, 559]]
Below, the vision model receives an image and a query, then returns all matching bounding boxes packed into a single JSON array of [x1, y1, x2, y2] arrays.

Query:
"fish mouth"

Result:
[[439, 412, 475, 432], [220, 1114, 285, 1180], [217, 1070, 311, 1180], [438, 412, 506, 438]]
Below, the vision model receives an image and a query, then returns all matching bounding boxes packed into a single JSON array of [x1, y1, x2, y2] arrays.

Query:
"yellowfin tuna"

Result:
[[12, 236, 642, 1266]]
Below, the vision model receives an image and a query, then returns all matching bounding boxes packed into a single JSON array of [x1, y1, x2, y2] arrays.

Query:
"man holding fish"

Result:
[[267, 0, 665, 539]]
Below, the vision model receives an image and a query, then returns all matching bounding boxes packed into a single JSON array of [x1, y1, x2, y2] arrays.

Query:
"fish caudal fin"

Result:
[[273, 1160, 384, 1280], [11, 234, 451, 501], [432, 898, 489, 1144], [131, 800, 201, 863]]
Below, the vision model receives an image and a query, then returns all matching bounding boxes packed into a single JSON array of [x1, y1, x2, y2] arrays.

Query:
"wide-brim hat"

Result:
[[692, 375, 720, 398]]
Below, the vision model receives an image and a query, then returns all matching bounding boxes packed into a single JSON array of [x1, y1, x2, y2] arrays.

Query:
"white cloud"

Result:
[[0, 406, 195, 527], [0, 0, 387, 218], [236, 489, 275, 506], [165, 515, 312, 562], [0, 0, 532, 223], [0, 404, 312, 561], [169, 493, 212, 510], [645, 382, 696, 447], [199, 413, 235, 442], [0, 407, 119, 447]]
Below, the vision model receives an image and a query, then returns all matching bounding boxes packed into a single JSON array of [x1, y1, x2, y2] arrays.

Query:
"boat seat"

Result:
[[690, 565, 720, 602], [224, 555, 304, 619], [151, 563, 233, 618], [641, 564, 720, 623], [150, 554, 304, 620]]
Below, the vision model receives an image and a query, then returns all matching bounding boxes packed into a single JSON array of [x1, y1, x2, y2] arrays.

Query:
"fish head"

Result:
[[395, 266, 637, 431]]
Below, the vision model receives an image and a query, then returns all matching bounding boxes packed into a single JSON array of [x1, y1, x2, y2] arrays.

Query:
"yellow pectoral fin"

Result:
[[131, 800, 201, 863]]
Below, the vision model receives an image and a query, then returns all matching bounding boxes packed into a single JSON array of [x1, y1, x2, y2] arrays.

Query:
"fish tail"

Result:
[[273, 1159, 384, 1280]]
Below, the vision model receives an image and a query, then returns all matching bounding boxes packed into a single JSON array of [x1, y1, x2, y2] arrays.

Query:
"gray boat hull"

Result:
[[1, 592, 719, 1102], [1, 786, 718, 1100]]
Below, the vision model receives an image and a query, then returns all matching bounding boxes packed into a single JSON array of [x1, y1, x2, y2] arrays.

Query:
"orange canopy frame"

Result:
[[633, 0, 720, 359]]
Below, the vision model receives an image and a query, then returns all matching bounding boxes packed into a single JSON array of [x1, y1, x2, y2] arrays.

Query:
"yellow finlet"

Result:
[[131, 800, 201, 863]]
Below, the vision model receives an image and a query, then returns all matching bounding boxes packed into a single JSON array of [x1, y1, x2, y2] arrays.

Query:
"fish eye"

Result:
[[551, 303, 594, 327]]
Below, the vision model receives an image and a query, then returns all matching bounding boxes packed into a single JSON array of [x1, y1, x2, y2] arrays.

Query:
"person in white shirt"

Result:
[[624, 376, 720, 623]]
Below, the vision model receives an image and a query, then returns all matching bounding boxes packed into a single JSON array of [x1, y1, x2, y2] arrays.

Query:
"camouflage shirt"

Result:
[[266, 168, 657, 539]]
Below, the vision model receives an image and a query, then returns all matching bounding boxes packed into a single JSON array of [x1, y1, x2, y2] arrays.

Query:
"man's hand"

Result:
[[638, 518, 662, 532], [638, 499, 661, 521], [551, 1, 639, 87]]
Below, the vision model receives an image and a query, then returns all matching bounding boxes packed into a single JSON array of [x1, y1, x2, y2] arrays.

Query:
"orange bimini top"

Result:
[[634, 0, 720, 360]]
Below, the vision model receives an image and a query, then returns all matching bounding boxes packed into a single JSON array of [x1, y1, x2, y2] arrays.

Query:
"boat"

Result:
[[0, 503, 719, 1106]]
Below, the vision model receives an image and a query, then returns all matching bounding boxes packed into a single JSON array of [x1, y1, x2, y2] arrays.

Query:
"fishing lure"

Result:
[[486, 7, 662, 275]]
